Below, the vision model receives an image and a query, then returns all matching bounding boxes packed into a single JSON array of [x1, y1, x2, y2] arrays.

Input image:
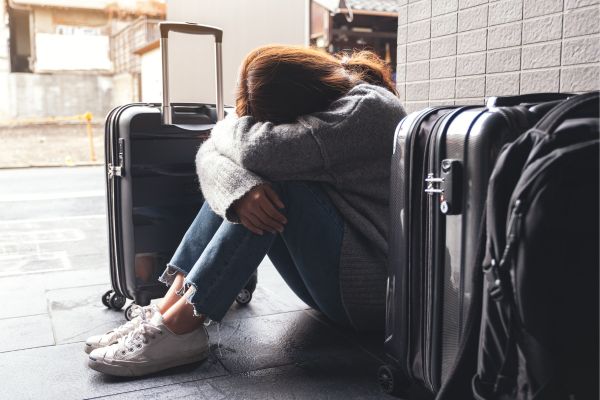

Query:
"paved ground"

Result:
[[0, 123, 104, 168], [0, 166, 394, 400]]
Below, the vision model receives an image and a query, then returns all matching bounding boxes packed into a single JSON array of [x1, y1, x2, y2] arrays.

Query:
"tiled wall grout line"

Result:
[[397, 0, 600, 111]]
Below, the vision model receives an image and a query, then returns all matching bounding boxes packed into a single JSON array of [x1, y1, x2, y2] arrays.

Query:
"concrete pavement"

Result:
[[0, 166, 392, 400]]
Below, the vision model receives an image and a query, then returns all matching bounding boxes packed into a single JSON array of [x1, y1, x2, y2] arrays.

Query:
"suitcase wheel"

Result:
[[235, 273, 257, 306], [377, 364, 408, 397], [108, 292, 126, 311], [102, 290, 113, 308], [124, 303, 136, 321], [235, 288, 253, 305]]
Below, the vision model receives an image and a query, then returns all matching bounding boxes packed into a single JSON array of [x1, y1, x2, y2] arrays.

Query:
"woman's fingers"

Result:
[[240, 217, 263, 235], [234, 184, 288, 235], [250, 206, 281, 234], [258, 198, 287, 229], [245, 212, 273, 234], [253, 205, 283, 233], [263, 185, 285, 209]]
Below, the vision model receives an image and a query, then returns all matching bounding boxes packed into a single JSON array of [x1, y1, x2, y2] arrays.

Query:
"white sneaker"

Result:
[[87, 312, 209, 377], [84, 303, 160, 354]]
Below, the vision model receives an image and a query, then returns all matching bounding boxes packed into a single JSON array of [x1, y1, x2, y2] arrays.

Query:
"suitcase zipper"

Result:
[[423, 122, 440, 392], [422, 106, 478, 392], [395, 106, 457, 387], [402, 107, 449, 381]]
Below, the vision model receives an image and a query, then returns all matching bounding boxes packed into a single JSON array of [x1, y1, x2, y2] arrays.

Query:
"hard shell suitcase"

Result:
[[103, 22, 257, 320], [378, 94, 571, 398]]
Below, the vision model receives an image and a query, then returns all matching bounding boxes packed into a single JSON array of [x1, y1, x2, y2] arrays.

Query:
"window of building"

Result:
[[9, 8, 32, 73]]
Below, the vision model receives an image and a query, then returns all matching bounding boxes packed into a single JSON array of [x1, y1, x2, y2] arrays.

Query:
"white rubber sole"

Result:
[[87, 348, 209, 377]]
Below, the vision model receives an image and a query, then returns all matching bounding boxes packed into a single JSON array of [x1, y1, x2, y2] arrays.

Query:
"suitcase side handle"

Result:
[[159, 21, 225, 125]]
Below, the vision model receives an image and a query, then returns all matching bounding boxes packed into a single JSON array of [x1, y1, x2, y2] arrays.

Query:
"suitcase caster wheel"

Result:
[[378, 364, 408, 397], [109, 293, 126, 310], [235, 288, 252, 305], [102, 290, 113, 308], [124, 303, 136, 321]]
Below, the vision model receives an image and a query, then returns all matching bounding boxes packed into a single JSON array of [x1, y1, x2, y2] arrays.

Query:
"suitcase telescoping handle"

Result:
[[159, 21, 225, 125]]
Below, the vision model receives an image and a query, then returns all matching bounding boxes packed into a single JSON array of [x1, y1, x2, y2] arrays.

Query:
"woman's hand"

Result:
[[232, 184, 287, 235]]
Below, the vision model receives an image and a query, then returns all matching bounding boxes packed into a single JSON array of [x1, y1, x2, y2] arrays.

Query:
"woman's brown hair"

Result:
[[235, 45, 397, 124]]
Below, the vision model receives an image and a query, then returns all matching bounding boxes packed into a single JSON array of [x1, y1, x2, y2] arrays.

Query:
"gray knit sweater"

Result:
[[195, 83, 406, 331]]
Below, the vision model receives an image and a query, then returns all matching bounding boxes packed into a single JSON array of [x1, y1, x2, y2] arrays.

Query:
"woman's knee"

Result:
[[269, 181, 341, 223]]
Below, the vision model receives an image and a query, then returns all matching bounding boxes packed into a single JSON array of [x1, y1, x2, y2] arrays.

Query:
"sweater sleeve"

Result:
[[195, 137, 266, 222], [210, 84, 404, 182], [210, 114, 334, 182]]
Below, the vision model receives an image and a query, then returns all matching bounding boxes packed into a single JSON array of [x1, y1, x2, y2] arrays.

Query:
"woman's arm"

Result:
[[196, 137, 266, 222], [211, 84, 405, 181], [210, 114, 334, 182]]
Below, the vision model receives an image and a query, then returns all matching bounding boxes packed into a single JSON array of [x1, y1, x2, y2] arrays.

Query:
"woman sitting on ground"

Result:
[[85, 45, 406, 377]]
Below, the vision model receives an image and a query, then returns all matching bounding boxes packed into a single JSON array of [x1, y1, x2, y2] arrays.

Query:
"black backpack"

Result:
[[437, 92, 600, 400]]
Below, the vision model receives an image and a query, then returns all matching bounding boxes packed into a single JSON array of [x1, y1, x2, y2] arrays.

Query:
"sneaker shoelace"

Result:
[[110, 304, 151, 337], [117, 320, 163, 354]]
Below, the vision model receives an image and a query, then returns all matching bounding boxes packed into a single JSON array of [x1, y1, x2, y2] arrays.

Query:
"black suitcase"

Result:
[[378, 94, 571, 398], [102, 22, 257, 320]]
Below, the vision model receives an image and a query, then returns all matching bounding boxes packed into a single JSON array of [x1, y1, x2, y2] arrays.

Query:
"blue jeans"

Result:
[[158, 181, 350, 326]]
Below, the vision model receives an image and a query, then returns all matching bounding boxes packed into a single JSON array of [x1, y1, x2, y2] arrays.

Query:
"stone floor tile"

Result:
[[0, 314, 54, 353], [46, 284, 129, 345], [0, 342, 227, 400], [90, 363, 389, 400], [206, 310, 381, 376], [0, 277, 48, 319], [47, 259, 309, 345], [40, 267, 110, 291], [305, 309, 387, 362]]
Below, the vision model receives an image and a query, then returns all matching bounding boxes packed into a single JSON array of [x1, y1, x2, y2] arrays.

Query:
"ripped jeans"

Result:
[[158, 181, 351, 326]]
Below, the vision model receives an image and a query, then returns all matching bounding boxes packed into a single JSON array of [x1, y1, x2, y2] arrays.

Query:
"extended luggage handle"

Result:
[[159, 21, 225, 125], [159, 22, 223, 42]]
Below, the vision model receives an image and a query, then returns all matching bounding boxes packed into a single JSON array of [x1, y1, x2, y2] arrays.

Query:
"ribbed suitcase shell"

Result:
[[384, 100, 561, 396], [104, 103, 215, 305]]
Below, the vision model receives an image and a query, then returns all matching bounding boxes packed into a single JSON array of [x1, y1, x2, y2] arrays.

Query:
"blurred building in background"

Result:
[[310, 0, 398, 75], [165, 0, 309, 107], [164, 0, 399, 106], [0, 0, 165, 121], [0, 0, 165, 168]]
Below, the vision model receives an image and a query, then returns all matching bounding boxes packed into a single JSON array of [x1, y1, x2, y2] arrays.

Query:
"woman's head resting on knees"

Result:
[[235, 45, 397, 124]]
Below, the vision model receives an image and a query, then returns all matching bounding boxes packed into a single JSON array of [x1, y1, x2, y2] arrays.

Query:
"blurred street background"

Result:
[[0, 0, 399, 168]]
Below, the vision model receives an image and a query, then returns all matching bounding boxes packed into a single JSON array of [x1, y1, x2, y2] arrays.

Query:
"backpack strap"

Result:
[[493, 301, 519, 395], [480, 200, 524, 397]]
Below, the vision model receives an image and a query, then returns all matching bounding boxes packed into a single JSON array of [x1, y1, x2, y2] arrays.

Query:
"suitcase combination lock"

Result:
[[424, 159, 462, 215], [108, 138, 125, 179]]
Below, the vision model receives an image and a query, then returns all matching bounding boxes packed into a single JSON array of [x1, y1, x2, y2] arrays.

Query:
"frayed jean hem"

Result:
[[157, 264, 189, 287], [157, 264, 224, 322], [178, 280, 224, 322]]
